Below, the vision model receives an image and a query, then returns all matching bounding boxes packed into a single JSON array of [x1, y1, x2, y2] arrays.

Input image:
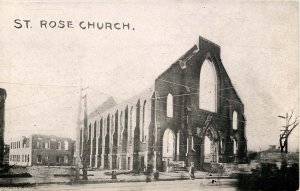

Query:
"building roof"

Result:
[[261, 145, 281, 153], [88, 96, 117, 118]]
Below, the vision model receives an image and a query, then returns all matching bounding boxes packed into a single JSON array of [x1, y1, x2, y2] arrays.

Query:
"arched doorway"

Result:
[[233, 138, 238, 163], [204, 136, 211, 163], [162, 129, 175, 160], [204, 129, 218, 163], [233, 139, 237, 155]]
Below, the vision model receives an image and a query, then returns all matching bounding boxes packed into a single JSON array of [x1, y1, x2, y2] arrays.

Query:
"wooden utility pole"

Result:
[[278, 111, 298, 153], [75, 83, 89, 181], [82, 88, 89, 180], [75, 82, 82, 181]]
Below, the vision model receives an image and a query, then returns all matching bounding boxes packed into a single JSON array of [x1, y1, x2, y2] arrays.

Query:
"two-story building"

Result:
[[9, 134, 74, 166]]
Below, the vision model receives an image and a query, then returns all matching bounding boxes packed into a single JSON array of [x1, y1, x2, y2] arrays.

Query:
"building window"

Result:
[[37, 155, 42, 163], [97, 120, 100, 138], [88, 124, 92, 140], [27, 154, 30, 162], [79, 128, 83, 155], [94, 121, 97, 139], [232, 111, 238, 130], [45, 141, 50, 149], [37, 142, 40, 148], [64, 141, 69, 150], [56, 156, 60, 164], [233, 139, 237, 155], [142, 101, 146, 142], [119, 111, 123, 146], [129, 106, 133, 144], [199, 58, 217, 112], [57, 142, 62, 150], [162, 128, 175, 159], [64, 156, 69, 164], [191, 136, 195, 151], [104, 118, 107, 136], [111, 115, 115, 135], [167, 93, 173, 118]]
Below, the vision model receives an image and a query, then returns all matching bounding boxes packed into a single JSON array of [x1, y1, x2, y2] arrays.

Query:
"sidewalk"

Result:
[[0, 170, 236, 187], [73, 170, 234, 184]]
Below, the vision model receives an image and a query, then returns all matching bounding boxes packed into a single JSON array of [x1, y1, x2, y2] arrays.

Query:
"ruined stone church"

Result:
[[79, 36, 247, 172]]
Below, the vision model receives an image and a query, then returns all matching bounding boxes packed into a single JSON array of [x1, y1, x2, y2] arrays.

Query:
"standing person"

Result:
[[189, 162, 195, 180]]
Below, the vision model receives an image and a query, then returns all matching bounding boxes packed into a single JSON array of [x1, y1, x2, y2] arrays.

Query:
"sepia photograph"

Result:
[[0, 0, 298, 190]]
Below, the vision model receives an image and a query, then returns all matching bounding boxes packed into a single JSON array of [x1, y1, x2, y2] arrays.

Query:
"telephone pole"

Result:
[[75, 82, 82, 181], [82, 87, 89, 180], [278, 111, 298, 153], [75, 82, 89, 181]]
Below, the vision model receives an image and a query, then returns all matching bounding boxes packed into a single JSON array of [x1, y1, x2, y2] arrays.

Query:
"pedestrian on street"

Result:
[[189, 162, 195, 180]]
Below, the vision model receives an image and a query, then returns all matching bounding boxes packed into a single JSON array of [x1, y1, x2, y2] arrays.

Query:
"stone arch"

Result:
[[203, 127, 219, 163], [162, 128, 175, 160], [199, 58, 218, 112]]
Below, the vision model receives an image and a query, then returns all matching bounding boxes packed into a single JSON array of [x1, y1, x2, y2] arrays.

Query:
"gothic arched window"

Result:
[[233, 111, 238, 130], [129, 106, 133, 144], [167, 93, 173, 118], [199, 59, 217, 112], [64, 141, 69, 150], [119, 111, 123, 146], [142, 101, 147, 142]]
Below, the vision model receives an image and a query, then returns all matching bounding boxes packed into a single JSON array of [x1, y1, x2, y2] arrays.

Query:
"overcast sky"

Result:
[[0, 0, 298, 151]]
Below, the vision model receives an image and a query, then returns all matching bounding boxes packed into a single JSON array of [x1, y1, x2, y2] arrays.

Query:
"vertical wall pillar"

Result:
[[153, 151, 157, 171], [81, 127, 84, 158], [145, 151, 148, 168], [100, 133, 105, 169], [176, 131, 180, 161], [90, 128, 93, 167], [95, 136, 98, 168], [101, 147, 105, 169], [185, 107, 198, 168], [199, 138, 205, 170]]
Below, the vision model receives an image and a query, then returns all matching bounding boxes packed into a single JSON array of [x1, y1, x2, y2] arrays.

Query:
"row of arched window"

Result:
[[85, 99, 150, 146]]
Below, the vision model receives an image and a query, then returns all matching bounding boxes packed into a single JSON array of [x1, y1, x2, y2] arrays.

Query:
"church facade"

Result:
[[79, 36, 247, 171]]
